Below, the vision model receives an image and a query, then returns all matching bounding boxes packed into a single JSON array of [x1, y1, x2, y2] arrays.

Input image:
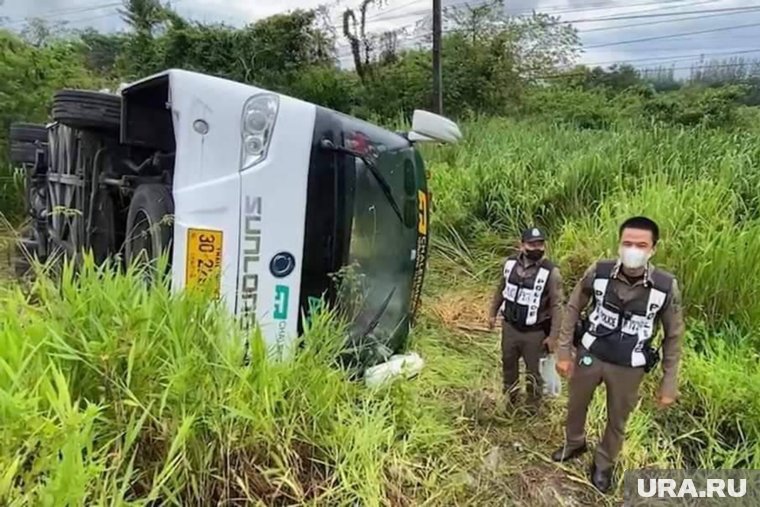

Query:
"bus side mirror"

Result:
[[408, 110, 462, 144]]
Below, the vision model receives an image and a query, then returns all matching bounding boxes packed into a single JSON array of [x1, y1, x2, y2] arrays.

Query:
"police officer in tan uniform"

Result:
[[552, 216, 685, 493], [489, 227, 563, 409]]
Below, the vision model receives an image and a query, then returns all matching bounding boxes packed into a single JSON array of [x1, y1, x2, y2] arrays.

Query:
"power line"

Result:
[[368, 0, 426, 21], [588, 0, 720, 20], [583, 7, 760, 34], [337, 5, 760, 57], [582, 47, 760, 67], [4, 1, 123, 26], [441, 0, 717, 22], [5, 0, 185, 27], [329, 0, 723, 30], [586, 21, 760, 49], [334, 1, 760, 56], [539, 61, 760, 79], [562, 5, 760, 24]]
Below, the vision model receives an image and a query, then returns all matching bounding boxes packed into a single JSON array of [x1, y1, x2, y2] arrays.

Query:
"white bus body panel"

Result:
[[131, 69, 314, 358], [237, 98, 315, 359]]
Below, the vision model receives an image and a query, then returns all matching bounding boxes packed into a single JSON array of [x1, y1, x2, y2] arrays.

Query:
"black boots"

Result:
[[551, 442, 587, 462], [551, 443, 613, 494], [590, 462, 613, 494]]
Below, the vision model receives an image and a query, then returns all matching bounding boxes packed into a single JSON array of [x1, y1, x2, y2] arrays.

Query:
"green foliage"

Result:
[[621, 325, 760, 470], [642, 85, 748, 129], [578, 64, 641, 92], [77, 29, 128, 77], [0, 30, 102, 129], [118, 9, 334, 92], [0, 30, 106, 221], [523, 86, 620, 129], [119, 0, 172, 34], [521, 82, 751, 131], [0, 259, 455, 504], [289, 65, 359, 113]]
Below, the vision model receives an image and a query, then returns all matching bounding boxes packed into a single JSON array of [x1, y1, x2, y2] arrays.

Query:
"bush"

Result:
[[642, 85, 747, 129], [522, 86, 622, 129], [288, 65, 359, 113]]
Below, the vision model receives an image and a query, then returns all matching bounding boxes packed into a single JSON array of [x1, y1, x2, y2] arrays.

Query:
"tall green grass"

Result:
[[0, 259, 459, 505], [428, 117, 760, 330]]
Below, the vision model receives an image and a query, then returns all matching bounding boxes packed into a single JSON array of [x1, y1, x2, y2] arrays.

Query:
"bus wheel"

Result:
[[125, 184, 174, 271]]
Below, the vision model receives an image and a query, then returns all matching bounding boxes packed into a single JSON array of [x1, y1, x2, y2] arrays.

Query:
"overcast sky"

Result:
[[2, 0, 759, 71]]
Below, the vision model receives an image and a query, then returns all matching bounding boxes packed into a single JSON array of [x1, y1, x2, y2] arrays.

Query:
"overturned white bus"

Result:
[[9, 69, 461, 372]]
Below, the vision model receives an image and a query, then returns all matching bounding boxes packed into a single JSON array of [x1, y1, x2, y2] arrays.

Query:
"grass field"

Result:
[[1, 117, 759, 506]]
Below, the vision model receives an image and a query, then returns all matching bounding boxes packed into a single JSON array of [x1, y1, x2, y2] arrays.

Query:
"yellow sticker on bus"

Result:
[[185, 228, 223, 296], [418, 190, 428, 235]]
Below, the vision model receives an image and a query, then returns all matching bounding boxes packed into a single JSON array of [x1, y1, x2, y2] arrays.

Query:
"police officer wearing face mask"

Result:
[[551, 216, 685, 494], [488, 227, 564, 410]]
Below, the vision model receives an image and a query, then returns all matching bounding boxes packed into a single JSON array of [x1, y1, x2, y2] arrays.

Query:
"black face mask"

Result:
[[525, 249, 545, 261]]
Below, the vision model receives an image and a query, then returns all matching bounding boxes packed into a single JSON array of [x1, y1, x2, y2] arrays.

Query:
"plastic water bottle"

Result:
[[540, 354, 561, 397]]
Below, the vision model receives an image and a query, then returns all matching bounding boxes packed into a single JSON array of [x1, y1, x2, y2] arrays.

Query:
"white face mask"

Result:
[[620, 246, 651, 270]]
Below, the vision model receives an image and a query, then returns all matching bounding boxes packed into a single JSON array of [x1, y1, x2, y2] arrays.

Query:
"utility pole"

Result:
[[432, 0, 443, 114]]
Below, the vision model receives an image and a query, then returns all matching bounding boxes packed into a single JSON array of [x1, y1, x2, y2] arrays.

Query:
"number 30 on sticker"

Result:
[[186, 228, 223, 295]]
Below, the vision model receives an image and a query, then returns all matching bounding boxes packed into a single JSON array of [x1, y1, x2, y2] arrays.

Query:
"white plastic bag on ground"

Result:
[[540, 354, 561, 397], [364, 352, 425, 388]]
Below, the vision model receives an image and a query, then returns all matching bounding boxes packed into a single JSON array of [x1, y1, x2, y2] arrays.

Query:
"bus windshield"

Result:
[[337, 144, 419, 368]]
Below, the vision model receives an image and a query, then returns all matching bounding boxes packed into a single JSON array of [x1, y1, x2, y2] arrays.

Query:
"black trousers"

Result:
[[501, 321, 545, 404]]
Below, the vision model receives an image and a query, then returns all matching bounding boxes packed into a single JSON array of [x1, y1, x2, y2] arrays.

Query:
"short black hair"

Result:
[[619, 216, 660, 245]]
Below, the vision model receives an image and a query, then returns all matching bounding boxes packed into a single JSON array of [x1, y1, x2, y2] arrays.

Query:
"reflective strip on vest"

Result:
[[502, 260, 518, 308], [583, 276, 668, 367], [501, 259, 551, 326]]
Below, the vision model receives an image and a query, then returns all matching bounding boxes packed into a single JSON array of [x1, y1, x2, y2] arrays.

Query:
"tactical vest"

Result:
[[579, 260, 674, 368], [500, 255, 554, 331]]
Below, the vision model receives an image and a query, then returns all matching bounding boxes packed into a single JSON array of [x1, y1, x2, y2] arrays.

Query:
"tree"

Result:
[[444, 0, 580, 80], [584, 64, 641, 91], [20, 18, 70, 47], [341, 0, 395, 82], [641, 65, 681, 92], [690, 57, 760, 86], [78, 29, 128, 76], [117, 0, 176, 77], [342, 0, 375, 82], [119, 0, 169, 35]]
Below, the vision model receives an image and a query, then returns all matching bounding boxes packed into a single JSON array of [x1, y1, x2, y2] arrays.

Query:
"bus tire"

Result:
[[125, 184, 174, 268], [52, 90, 121, 131], [10, 123, 47, 143], [10, 143, 38, 165]]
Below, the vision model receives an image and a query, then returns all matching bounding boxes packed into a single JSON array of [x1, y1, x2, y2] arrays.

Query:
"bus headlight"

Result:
[[240, 94, 279, 170]]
